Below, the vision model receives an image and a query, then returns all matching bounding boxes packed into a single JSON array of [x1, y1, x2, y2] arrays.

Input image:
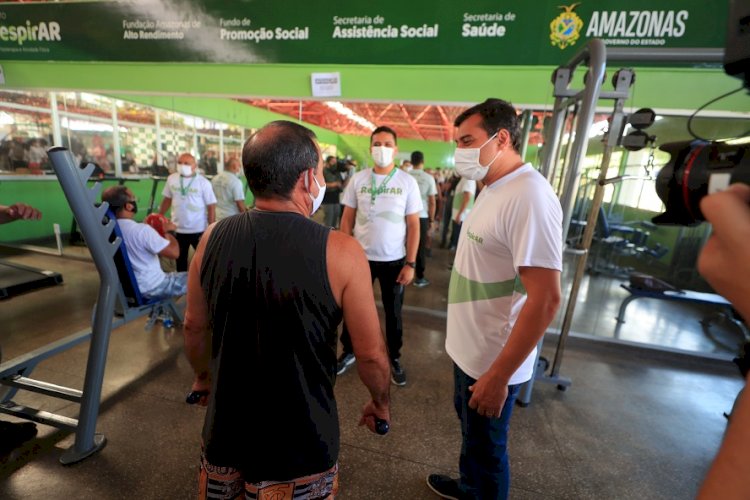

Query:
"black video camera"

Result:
[[653, 0, 750, 226], [653, 141, 750, 225]]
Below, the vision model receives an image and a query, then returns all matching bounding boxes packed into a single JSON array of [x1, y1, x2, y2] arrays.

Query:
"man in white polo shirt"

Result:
[[159, 152, 217, 272], [337, 125, 422, 386], [427, 99, 563, 500]]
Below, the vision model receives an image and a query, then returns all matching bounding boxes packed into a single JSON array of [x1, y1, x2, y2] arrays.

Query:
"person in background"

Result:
[[158, 152, 216, 272], [336, 126, 422, 386], [183, 120, 390, 499], [0, 201, 42, 454], [211, 157, 247, 221], [449, 174, 477, 251], [696, 183, 750, 500], [322, 155, 343, 228], [102, 186, 186, 300], [408, 151, 437, 288]]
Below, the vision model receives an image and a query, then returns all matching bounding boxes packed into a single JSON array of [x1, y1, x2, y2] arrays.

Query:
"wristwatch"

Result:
[[405, 261, 416, 269]]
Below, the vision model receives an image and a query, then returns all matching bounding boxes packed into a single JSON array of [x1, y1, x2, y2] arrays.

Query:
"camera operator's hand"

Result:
[[697, 183, 750, 322], [697, 182, 750, 500]]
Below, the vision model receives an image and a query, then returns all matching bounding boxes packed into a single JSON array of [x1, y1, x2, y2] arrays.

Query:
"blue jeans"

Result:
[[454, 363, 521, 500], [144, 272, 188, 300]]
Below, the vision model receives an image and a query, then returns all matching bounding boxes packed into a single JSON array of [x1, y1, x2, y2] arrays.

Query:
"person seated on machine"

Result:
[[0, 201, 42, 454], [101, 186, 186, 300]]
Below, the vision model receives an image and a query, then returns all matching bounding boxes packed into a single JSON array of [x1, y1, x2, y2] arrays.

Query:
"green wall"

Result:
[[3, 61, 749, 113]]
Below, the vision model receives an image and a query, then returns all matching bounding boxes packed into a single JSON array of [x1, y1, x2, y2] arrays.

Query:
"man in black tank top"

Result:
[[183, 120, 391, 500]]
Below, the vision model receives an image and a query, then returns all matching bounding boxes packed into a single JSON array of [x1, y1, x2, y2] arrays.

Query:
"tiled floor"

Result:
[[0, 244, 744, 499]]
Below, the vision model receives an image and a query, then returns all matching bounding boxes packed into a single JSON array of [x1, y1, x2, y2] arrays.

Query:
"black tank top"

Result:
[[200, 210, 342, 481]]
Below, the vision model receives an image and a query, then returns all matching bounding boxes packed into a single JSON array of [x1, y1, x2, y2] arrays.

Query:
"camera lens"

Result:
[[653, 141, 750, 226]]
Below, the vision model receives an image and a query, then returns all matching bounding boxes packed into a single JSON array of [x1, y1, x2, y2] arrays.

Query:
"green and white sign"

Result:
[[0, 0, 726, 65]]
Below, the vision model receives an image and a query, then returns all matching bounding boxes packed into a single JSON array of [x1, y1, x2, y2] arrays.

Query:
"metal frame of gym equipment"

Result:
[[0, 147, 182, 464], [516, 40, 724, 406]]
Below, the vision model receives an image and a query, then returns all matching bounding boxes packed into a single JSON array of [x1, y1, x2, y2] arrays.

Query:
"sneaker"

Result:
[[426, 474, 464, 500], [413, 278, 431, 288], [336, 353, 355, 375], [390, 358, 406, 386]]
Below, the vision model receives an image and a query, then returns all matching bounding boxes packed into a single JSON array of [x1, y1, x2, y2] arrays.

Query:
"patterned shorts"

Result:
[[198, 453, 339, 500]]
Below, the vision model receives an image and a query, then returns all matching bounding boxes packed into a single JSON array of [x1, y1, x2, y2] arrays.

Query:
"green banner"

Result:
[[0, 0, 726, 65]]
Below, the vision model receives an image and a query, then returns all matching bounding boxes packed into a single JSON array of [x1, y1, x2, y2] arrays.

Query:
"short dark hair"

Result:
[[454, 98, 522, 152], [102, 185, 130, 215], [370, 126, 398, 145], [411, 151, 424, 166], [242, 121, 319, 200]]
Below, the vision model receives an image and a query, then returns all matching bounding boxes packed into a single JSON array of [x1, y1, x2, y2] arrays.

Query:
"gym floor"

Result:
[[0, 244, 743, 499]]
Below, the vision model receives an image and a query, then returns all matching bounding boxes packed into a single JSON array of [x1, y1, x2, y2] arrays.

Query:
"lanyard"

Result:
[[179, 175, 197, 196], [370, 168, 397, 205]]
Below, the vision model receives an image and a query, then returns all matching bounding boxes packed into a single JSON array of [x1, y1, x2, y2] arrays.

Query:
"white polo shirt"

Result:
[[342, 167, 422, 262], [446, 164, 563, 385], [162, 173, 217, 233]]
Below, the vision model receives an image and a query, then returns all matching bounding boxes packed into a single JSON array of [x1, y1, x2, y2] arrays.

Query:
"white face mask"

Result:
[[371, 146, 395, 168], [404, 165, 413, 172], [305, 169, 326, 216], [453, 132, 502, 181], [178, 164, 193, 177]]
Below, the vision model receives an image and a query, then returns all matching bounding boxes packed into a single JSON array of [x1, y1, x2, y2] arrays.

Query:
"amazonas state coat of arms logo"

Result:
[[550, 3, 584, 49]]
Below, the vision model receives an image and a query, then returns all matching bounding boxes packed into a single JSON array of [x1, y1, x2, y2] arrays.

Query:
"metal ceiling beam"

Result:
[[436, 106, 453, 142], [414, 105, 432, 123], [399, 104, 425, 140], [375, 104, 393, 122]]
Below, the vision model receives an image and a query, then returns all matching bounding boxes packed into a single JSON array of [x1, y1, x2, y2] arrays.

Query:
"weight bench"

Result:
[[616, 284, 750, 341], [0, 147, 182, 465]]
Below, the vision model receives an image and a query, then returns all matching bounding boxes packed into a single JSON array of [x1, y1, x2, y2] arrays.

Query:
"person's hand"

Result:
[[4, 203, 41, 222], [187, 373, 211, 406], [358, 399, 390, 434], [698, 183, 750, 321], [454, 214, 462, 225], [397, 265, 415, 286], [468, 372, 508, 419]]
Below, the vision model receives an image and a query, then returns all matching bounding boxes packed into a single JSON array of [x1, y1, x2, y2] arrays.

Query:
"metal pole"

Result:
[[519, 109, 532, 162], [539, 95, 567, 180], [155, 110, 162, 166], [558, 39, 607, 244], [48, 147, 115, 464], [551, 141, 615, 377], [112, 101, 122, 177], [50, 92, 63, 147]]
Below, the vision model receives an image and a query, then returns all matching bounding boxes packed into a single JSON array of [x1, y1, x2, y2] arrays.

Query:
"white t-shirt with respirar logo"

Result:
[[162, 173, 217, 233], [446, 164, 563, 385], [342, 167, 422, 262]]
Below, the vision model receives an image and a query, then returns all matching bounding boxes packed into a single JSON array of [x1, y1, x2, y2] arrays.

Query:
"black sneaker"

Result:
[[336, 353, 355, 375], [390, 358, 406, 386], [426, 474, 464, 499]]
